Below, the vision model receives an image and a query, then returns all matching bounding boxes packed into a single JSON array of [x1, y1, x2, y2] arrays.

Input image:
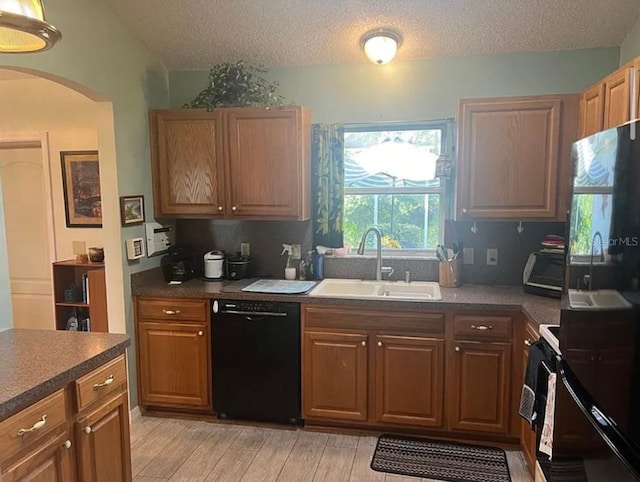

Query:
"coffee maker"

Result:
[[161, 246, 195, 283]]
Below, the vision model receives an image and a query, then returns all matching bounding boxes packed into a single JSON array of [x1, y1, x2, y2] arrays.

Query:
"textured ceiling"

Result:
[[107, 0, 640, 71]]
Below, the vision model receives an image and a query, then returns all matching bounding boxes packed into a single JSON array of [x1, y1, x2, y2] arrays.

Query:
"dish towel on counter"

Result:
[[539, 372, 557, 459], [519, 340, 549, 427]]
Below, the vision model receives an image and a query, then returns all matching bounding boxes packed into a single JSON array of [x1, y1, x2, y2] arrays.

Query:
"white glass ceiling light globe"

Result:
[[0, 0, 61, 53], [362, 30, 401, 65]]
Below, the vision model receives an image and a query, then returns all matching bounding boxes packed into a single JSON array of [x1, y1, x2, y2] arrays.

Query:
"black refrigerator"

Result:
[[564, 120, 640, 480]]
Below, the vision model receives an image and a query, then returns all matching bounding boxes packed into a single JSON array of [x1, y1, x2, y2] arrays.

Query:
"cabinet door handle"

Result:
[[218, 206, 223, 211], [231, 206, 237, 212], [93, 374, 114, 389], [361, 341, 366, 347], [471, 324, 492, 331], [17, 415, 47, 436], [524, 340, 532, 347], [162, 309, 181, 315], [84, 426, 92, 434], [198, 331, 204, 336], [455, 346, 461, 352], [462, 208, 468, 214], [377, 341, 383, 347], [63, 440, 72, 449]]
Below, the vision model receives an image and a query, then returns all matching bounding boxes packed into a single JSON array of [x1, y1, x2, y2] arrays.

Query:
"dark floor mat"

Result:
[[370, 434, 512, 482]]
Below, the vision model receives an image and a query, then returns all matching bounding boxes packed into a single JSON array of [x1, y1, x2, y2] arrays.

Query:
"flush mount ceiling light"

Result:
[[361, 29, 402, 65], [0, 0, 61, 53]]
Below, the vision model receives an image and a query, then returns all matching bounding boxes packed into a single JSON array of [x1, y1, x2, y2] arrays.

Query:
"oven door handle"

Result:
[[559, 359, 640, 479], [220, 310, 288, 318]]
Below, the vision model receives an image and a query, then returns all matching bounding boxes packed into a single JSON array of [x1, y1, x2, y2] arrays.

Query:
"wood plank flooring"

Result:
[[130, 413, 533, 482]]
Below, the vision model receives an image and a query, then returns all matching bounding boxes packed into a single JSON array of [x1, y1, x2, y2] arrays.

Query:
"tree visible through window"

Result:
[[343, 124, 444, 252]]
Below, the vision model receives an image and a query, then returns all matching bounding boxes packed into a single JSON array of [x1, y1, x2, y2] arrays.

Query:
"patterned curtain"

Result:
[[312, 124, 345, 248]]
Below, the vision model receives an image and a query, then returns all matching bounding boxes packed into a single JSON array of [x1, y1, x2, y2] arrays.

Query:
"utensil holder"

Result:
[[439, 259, 462, 288]]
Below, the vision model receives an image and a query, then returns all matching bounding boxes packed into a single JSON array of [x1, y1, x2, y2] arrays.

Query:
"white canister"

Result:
[[204, 250, 225, 279]]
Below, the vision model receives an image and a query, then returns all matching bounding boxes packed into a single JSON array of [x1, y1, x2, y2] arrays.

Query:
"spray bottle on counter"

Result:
[[281, 244, 296, 280]]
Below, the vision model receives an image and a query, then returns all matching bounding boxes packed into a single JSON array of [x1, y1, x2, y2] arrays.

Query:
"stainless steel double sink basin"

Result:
[[309, 278, 442, 301]]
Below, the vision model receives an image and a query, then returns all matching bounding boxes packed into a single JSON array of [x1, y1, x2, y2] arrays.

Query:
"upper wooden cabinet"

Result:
[[150, 109, 225, 217], [457, 94, 578, 220], [149, 106, 311, 220], [224, 107, 311, 219], [579, 58, 640, 139], [603, 67, 631, 131], [579, 84, 605, 138]]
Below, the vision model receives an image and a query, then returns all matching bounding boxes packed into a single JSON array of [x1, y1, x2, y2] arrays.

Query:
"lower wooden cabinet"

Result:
[[137, 321, 211, 410], [302, 330, 368, 421], [450, 341, 512, 435], [75, 392, 131, 482], [374, 335, 444, 428], [135, 297, 212, 413], [1, 431, 75, 482], [0, 353, 130, 481]]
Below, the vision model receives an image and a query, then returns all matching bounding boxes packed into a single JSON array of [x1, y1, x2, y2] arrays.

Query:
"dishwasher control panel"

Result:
[[212, 299, 298, 316]]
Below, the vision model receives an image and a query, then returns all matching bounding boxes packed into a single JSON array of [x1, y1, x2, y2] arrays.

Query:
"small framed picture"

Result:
[[120, 195, 145, 226], [61, 151, 102, 228]]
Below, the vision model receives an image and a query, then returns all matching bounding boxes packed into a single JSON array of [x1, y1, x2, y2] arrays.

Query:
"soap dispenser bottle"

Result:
[[281, 244, 296, 280]]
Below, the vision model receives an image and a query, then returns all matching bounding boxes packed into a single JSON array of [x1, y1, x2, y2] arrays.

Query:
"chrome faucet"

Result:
[[584, 231, 604, 291], [357, 227, 393, 281]]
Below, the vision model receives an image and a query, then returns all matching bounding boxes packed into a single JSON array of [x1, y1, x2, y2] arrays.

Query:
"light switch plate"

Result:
[[240, 243, 251, 256], [487, 248, 498, 266], [291, 244, 301, 259], [463, 247, 474, 265]]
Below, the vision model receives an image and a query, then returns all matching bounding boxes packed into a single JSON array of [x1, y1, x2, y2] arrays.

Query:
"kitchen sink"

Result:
[[308, 278, 442, 301], [567, 289, 632, 310]]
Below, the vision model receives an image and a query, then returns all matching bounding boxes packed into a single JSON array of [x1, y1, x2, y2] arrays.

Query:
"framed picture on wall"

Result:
[[60, 151, 102, 228], [120, 195, 145, 226]]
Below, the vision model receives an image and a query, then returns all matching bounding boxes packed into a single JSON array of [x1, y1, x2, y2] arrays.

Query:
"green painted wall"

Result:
[[0, 0, 169, 401], [170, 48, 620, 123], [0, 179, 12, 332], [621, 16, 640, 65]]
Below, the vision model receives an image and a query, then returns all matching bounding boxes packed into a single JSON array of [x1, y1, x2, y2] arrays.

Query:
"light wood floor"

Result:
[[130, 413, 533, 482]]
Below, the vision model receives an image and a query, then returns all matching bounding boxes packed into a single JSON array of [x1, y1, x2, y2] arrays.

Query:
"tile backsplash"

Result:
[[450, 221, 566, 286], [176, 218, 565, 286]]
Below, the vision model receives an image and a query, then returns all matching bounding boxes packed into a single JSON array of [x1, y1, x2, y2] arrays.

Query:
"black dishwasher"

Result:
[[211, 299, 301, 424]]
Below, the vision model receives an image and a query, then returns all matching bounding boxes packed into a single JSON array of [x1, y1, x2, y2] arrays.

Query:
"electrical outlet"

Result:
[[291, 244, 301, 259], [487, 248, 498, 266], [463, 247, 474, 265], [240, 243, 250, 256]]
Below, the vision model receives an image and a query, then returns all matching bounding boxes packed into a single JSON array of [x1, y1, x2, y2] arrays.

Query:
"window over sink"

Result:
[[343, 123, 445, 254]]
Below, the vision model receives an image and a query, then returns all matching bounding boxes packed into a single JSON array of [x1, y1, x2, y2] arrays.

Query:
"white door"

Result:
[[0, 144, 55, 329]]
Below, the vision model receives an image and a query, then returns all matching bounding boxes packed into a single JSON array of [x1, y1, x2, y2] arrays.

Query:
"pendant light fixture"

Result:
[[361, 29, 401, 65], [0, 0, 61, 53]]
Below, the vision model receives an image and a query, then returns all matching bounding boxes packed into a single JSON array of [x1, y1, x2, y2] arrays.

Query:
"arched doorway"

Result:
[[0, 67, 125, 333]]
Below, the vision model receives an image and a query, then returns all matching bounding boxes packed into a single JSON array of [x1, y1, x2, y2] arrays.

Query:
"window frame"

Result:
[[342, 121, 447, 256]]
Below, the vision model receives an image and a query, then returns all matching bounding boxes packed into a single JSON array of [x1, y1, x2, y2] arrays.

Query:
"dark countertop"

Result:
[[0, 329, 130, 420], [132, 268, 560, 327]]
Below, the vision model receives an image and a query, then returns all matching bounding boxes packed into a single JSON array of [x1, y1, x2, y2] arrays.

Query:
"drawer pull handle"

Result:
[[84, 426, 92, 434], [524, 339, 532, 347], [198, 331, 204, 336], [377, 341, 383, 347], [455, 346, 461, 352], [361, 341, 366, 347], [471, 324, 493, 331], [63, 440, 72, 449], [93, 374, 114, 389], [17, 415, 47, 436], [218, 206, 223, 211], [162, 309, 181, 315], [232, 206, 237, 212]]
